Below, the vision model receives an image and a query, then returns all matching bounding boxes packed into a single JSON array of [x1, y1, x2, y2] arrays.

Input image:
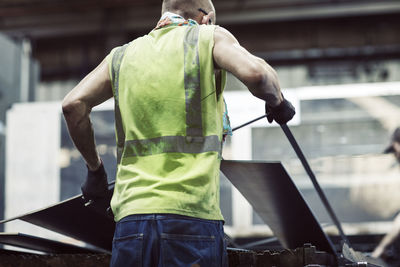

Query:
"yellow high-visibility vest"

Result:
[[107, 24, 226, 222]]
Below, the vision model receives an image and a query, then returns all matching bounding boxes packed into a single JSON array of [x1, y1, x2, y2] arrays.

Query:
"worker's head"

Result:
[[384, 127, 400, 163], [161, 0, 216, 25]]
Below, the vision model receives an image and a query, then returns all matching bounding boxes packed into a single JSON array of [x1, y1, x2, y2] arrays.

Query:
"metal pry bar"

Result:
[[231, 114, 267, 132], [280, 123, 350, 246], [231, 115, 350, 247]]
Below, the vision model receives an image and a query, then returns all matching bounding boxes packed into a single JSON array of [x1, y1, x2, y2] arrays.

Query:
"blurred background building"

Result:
[[1, 0, 400, 246]]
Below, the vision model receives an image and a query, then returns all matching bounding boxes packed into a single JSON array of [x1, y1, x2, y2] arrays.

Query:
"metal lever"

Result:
[[232, 114, 267, 132], [231, 115, 350, 247], [280, 123, 350, 246]]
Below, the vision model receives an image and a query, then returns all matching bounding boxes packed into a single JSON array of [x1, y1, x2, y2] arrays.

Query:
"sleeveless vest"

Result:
[[108, 24, 226, 222]]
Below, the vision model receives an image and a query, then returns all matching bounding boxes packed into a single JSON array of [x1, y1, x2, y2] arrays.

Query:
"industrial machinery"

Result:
[[0, 159, 385, 266]]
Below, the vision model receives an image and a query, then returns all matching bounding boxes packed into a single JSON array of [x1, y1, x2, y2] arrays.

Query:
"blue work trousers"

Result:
[[110, 214, 228, 267]]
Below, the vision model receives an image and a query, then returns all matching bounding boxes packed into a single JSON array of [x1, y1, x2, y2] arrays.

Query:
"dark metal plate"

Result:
[[221, 160, 336, 255], [0, 188, 115, 251], [0, 232, 101, 254]]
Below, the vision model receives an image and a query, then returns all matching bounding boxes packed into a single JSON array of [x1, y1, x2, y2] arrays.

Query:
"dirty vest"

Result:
[[107, 24, 226, 222]]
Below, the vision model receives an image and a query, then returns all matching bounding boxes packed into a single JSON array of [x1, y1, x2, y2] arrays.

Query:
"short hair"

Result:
[[161, 0, 215, 21]]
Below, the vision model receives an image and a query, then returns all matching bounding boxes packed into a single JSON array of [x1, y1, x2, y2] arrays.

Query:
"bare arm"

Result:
[[213, 26, 283, 107], [62, 59, 113, 171]]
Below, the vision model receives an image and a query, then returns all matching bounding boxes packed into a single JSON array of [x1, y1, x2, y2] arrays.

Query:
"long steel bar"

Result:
[[232, 114, 349, 247], [231, 115, 267, 132], [280, 124, 349, 245]]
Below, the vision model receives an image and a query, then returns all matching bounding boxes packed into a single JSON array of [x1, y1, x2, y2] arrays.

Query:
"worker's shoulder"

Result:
[[213, 26, 238, 43], [214, 26, 230, 34]]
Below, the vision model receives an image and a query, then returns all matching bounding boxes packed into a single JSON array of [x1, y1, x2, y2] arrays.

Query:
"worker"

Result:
[[383, 127, 400, 163], [61, 0, 295, 266], [372, 127, 400, 262]]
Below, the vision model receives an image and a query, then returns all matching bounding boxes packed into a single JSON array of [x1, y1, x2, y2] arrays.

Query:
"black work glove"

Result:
[[265, 96, 296, 124], [81, 162, 109, 200]]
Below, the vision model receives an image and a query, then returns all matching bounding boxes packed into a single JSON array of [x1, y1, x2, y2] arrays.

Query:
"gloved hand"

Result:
[[81, 161, 109, 200], [265, 96, 296, 124]]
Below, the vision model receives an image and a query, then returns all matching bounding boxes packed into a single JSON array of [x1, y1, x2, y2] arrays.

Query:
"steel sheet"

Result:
[[0, 189, 115, 251], [0, 232, 101, 254], [221, 160, 336, 255]]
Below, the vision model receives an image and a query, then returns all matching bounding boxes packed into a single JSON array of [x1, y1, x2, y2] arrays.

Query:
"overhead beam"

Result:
[[1, 0, 400, 39], [29, 13, 400, 80], [217, 0, 400, 24]]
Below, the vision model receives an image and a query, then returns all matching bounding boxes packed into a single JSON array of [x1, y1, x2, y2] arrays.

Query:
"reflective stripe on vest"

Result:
[[112, 44, 128, 164], [184, 25, 202, 137], [124, 135, 221, 157], [111, 26, 222, 160]]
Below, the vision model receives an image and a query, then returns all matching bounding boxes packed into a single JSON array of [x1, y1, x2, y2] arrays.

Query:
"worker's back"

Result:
[[108, 23, 226, 222]]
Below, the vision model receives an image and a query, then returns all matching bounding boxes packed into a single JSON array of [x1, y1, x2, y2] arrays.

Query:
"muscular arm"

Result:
[[213, 27, 283, 107], [62, 59, 113, 171]]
